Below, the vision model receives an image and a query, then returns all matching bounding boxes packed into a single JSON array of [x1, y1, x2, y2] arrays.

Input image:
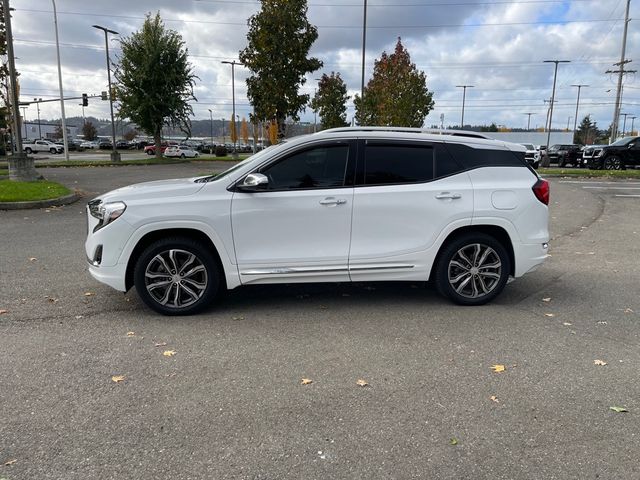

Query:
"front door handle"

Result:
[[435, 192, 462, 200], [319, 197, 347, 206]]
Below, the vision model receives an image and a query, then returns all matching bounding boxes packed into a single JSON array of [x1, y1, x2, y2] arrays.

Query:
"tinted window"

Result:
[[444, 143, 525, 170], [434, 143, 464, 179], [262, 145, 349, 190], [364, 144, 433, 185]]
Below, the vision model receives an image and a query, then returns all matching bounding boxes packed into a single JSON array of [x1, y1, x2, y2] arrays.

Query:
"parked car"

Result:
[[551, 144, 583, 167], [521, 143, 540, 169], [144, 143, 171, 155], [80, 140, 99, 149], [23, 139, 64, 154], [164, 145, 199, 158], [581, 144, 607, 168], [85, 126, 550, 315], [585, 136, 640, 170], [98, 140, 113, 150], [116, 140, 132, 150]]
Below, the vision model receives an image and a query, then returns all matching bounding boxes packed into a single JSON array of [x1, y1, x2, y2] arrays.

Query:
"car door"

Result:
[[348, 140, 473, 282], [628, 138, 640, 166], [231, 140, 356, 284]]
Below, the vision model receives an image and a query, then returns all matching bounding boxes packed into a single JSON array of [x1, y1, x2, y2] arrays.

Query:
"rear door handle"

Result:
[[319, 197, 347, 206], [435, 192, 462, 200]]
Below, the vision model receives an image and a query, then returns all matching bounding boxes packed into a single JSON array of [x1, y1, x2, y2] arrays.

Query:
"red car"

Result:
[[144, 143, 172, 155]]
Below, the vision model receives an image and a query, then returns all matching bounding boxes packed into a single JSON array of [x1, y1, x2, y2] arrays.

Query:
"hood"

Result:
[[97, 177, 206, 203]]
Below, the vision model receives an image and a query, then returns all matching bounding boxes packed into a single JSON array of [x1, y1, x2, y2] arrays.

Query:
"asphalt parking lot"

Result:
[[1, 166, 639, 479]]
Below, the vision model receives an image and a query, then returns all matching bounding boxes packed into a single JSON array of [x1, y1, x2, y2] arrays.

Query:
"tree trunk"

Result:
[[276, 116, 286, 140], [154, 130, 162, 159], [9, 154, 43, 182]]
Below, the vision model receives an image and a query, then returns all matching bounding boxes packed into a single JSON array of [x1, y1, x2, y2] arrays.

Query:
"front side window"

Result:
[[261, 145, 349, 190], [364, 144, 434, 185]]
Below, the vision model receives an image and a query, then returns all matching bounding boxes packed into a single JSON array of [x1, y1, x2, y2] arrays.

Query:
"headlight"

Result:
[[88, 200, 126, 232]]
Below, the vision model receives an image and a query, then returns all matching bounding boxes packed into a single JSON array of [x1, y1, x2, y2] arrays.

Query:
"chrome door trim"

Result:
[[240, 266, 349, 276]]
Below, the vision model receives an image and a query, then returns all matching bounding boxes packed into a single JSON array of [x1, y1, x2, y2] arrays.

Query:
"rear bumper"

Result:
[[513, 241, 549, 277]]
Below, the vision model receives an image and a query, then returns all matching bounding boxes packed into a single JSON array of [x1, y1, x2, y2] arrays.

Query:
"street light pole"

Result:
[[631, 116, 637, 136], [52, 0, 69, 160], [360, 0, 368, 102], [524, 112, 535, 131], [93, 24, 120, 162], [571, 84, 588, 143], [221, 60, 241, 158], [543, 60, 570, 166], [208, 109, 214, 154], [620, 112, 629, 136], [456, 85, 474, 129], [611, 0, 631, 143], [221, 118, 226, 145], [34, 98, 42, 139]]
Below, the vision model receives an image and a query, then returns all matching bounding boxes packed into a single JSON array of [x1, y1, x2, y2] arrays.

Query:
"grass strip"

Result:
[[0, 179, 71, 202], [540, 168, 640, 178]]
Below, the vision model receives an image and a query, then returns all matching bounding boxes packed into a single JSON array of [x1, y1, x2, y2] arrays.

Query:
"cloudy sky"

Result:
[[10, 0, 640, 132]]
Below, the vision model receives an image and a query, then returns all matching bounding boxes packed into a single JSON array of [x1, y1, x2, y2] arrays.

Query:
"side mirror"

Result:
[[237, 173, 268, 192]]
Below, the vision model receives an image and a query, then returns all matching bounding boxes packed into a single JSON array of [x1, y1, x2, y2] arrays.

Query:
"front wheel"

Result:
[[133, 237, 221, 315], [603, 155, 624, 170], [146, 150, 154, 156], [25, 147, 32, 154], [434, 233, 511, 306]]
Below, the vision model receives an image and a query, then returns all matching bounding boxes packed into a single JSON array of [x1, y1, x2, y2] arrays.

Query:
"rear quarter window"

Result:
[[444, 143, 526, 170]]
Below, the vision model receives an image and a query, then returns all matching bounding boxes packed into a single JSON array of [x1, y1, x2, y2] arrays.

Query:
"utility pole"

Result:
[[571, 84, 588, 142], [620, 112, 630, 136], [566, 116, 572, 132], [631, 116, 637, 136], [610, 0, 632, 143], [360, 0, 367, 101], [3, 0, 40, 180], [52, 0, 69, 160], [543, 98, 554, 133], [93, 25, 120, 162], [543, 60, 570, 165], [524, 112, 535, 131], [221, 60, 241, 158], [208, 109, 214, 154], [456, 85, 474, 129]]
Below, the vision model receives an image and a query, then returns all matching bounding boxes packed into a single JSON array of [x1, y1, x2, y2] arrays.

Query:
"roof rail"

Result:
[[319, 126, 494, 140]]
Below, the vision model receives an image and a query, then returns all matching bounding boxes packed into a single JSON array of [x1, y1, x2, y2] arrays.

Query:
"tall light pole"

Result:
[[566, 116, 572, 131], [20, 106, 27, 139], [221, 60, 241, 158], [524, 112, 535, 131], [360, 0, 368, 102], [456, 85, 474, 129], [221, 118, 226, 145], [620, 112, 630, 136], [571, 84, 588, 142], [208, 109, 214, 154], [34, 98, 42, 139], [631, 116, 637, 136], [543, 60, 570, 165], [93, 24, 120, 162], [52, 0, 69, 160]]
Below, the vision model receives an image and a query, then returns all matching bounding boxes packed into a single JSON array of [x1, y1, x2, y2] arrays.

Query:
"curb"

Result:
[[0, 192, 82, 210]]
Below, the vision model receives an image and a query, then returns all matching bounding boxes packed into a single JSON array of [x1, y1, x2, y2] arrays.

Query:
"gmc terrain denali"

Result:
[[85, 127, 550, 315]]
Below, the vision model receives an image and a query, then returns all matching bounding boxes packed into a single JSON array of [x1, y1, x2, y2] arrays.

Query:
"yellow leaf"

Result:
[[490, 395, 499, 403], [4, 458, 17, 466], [84, 292, 95, 297], [491, 364, 506, 373], [111, 375, 125, 383], [356, 379, 369, 387], [544, 313, 555, 317], [0, 309, 8, 315], [624, 308, 634, 314], [301, 378, 313, 385], [594, 359, 607, 366], [163, 350, 176, 357]]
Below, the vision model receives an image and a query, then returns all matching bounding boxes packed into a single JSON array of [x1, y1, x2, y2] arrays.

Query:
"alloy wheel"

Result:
[[447, 243, 502, 299]]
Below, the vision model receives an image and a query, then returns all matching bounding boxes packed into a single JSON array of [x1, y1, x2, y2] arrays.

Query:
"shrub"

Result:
[[215, 145, 228, 157]]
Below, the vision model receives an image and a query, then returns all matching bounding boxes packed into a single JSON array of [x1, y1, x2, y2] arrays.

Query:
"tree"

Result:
[[239, 0, 322, 139], [240, 117, 249, 145], [354, 38, 434, 127], [114, 13, 197, 158], [123, 128, 138, 141], [575, 115, 596, 145], [230, 114, 237, 144], [82, 121, 98, 141], [311, 72, 349, 130], [53, 125, 64, 140]]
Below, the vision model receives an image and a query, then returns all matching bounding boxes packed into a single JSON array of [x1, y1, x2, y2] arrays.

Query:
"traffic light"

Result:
[[82, 93, 88, 107]]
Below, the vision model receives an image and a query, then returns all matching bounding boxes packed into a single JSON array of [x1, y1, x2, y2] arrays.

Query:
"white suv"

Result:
[[85, 127, 549, 315]]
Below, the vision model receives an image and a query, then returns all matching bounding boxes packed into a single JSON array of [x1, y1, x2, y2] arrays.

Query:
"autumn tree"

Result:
[[240, 117, 249, 145], [311, 72, 349, 130], [123, 128, 139, 141], [114, 13, 197, 157], [82, 121, 98, 141], [354, 38, 434, 127], [239, 0, 322, 139]]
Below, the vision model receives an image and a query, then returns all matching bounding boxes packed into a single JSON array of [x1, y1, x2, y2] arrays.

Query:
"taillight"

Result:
[[532, 178, 549, 205]]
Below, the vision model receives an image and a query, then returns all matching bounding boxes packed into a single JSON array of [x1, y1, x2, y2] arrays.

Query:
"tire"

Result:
[[434, 232, 511, 306], [25, 147, 32, 154], [603, 155, 624, 170], [146, 150, 154, 156], [180, 153, 185, 158], [133, 237, 221, 315], [50, 148, 57, 154]]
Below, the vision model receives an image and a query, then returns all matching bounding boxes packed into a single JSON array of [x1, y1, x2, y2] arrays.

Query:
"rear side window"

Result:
[[444, 143, 525, 169], [364, 144, 434, 185]]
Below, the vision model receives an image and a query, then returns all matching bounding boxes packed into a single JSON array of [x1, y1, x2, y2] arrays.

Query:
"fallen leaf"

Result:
[[301, 378, 313, 385], [28, 257, 37, 262], [111, 375, 125, 383], [3, 459, 17, 466], [126, 331, 135, 337], [594, 360, 607, 366], [231, 316, 244, 321], [163, 350, 176, 357], [356, 379, 369, 387], [624, 308, 634, 314], [0, 309, 8, 315], [544, 313, 555, 317], [74, 315, 83, 319], [609, 406, 628, 413], [154, 342, 167, 347], [490, 395, 499, 403], [491, 364, 506, 373], [563, 322, 572, 326], [597, 321, 608, 325], [542, 297, 551, 302], [84, 292, 95, 297], [47, 297, 59, 303], [449, 438, 458, 446]]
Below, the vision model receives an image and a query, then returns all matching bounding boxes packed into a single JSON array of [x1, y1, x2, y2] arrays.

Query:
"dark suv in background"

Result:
[[548, 144, 583, 167], [586, 136, 640, 170]]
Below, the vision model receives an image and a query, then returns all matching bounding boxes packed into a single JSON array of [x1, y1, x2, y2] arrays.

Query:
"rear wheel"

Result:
[[133, 237, 221, 315], [50, 148, 57, 154], [434, 233, 510, 306], [180, 153, 186, 158]]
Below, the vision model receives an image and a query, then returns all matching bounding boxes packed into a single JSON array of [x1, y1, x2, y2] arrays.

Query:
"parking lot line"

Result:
[[559, 180, 640, 186], [615, 194, 640, 198], [582, 186, 640, 190]]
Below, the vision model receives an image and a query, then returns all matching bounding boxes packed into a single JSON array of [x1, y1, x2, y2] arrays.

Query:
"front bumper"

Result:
[[87, 262, 127, 291]]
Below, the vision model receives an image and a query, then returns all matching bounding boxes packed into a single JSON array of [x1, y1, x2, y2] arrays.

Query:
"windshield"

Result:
[[521, 144, 535, 150], [610, 136, 637, 147]]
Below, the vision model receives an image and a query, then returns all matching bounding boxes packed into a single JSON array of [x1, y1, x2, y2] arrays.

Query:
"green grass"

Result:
[[540, 167, 640, 178], [0, 179, 71, 202]]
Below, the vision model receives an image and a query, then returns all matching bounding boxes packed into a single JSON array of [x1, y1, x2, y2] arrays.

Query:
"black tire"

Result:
[[50, 148, 57, 154], [146, 150, 154, 156], [133, 237, 221, 315], [180, 153, 185, 158], [603, 155, 624, 170], [25, 147, 32, 154], [434, 232, 511, 306]]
